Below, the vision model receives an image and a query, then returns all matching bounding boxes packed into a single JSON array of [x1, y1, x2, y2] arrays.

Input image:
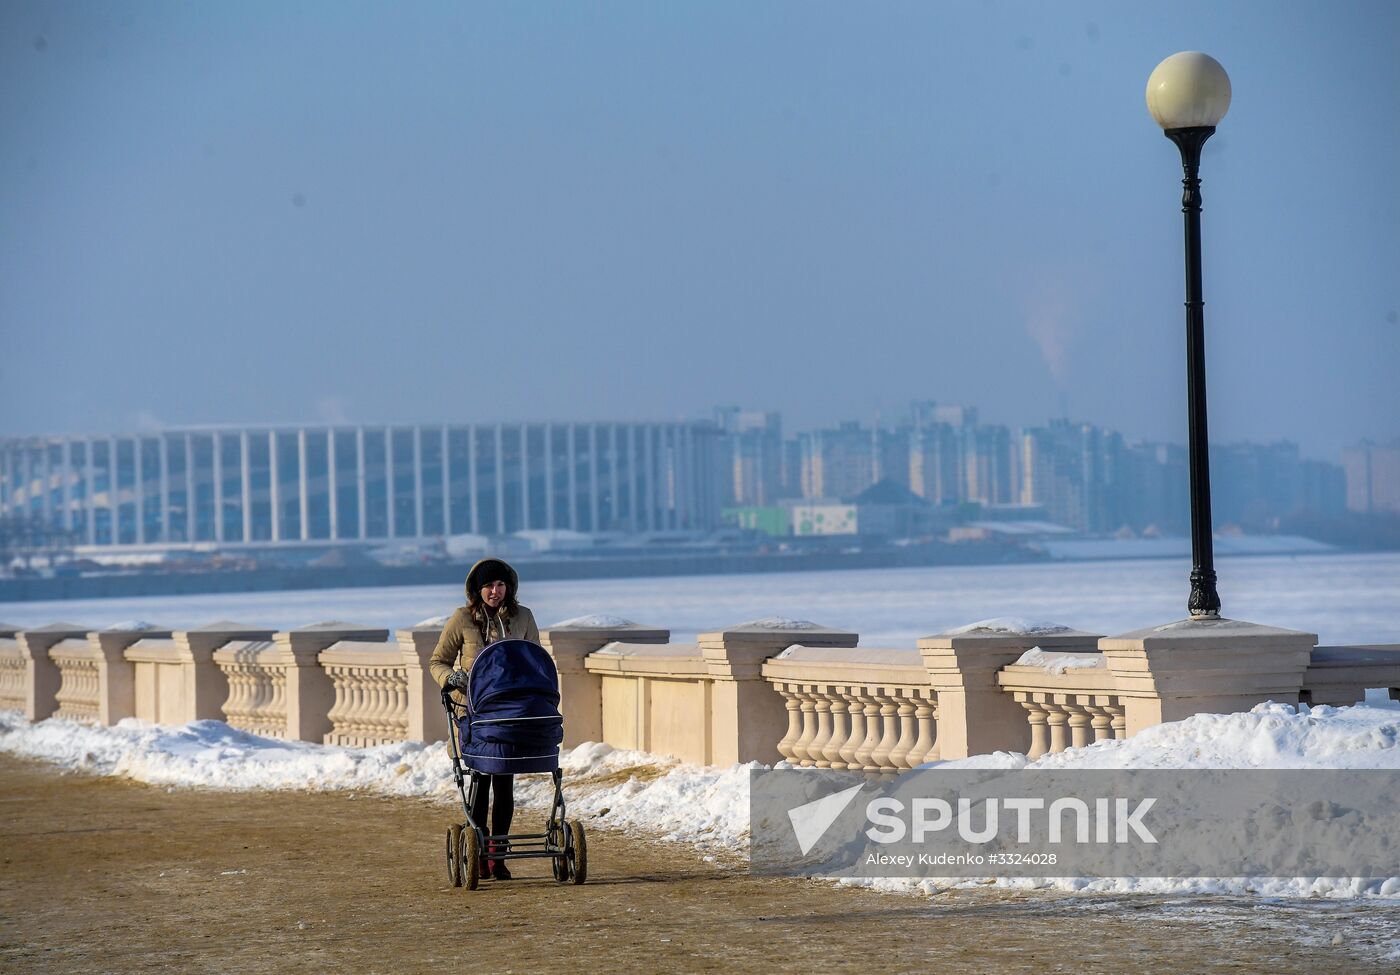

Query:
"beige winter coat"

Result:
[[429, 558, 541, 704]]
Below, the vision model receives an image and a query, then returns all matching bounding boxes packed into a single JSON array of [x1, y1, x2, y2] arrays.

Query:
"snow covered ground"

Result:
[[5, 696, 1400, 902], [2, 552, 1398, 648]]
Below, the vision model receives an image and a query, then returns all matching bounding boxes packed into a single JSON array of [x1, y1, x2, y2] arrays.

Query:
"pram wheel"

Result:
[[447, 824, 463, 887], [462, 827, 482, 891], [550, 824, 569, 882], [568, 820, 588, 885]]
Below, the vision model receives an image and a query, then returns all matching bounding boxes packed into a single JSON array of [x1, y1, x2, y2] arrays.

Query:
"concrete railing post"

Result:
[[1101, 618, 1316, 735], [397, 618, 455, 744], [173, 622, 278, 723], [93, 623, 172, 726], [541, 619, 669, 748], [18, 623, 90, 721], [274, 622, 389, 743], [919, 622, 1102, 759], [699, 619, 857, 766]]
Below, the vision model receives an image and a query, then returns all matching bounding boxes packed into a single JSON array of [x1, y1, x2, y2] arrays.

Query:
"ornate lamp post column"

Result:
[[1147, 52, 1232, 619]]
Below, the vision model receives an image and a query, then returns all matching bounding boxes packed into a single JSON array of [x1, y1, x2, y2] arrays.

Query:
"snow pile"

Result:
[[414, 614, 454, 628], [518, 742, 754, 851], [1030, 702, 1400, 770], [1011, 647, 1106, 674], [104, 620, 165, 632], [0, 711, 456, 797], [0, 710, 743, 850], [736, 617, 824, 630], [5, 700, 1400, 899], [548, 614, 639, 628], [946, 617, 1074, 636], [866, 701, 1400, 899], [591, 642, 698, 657]]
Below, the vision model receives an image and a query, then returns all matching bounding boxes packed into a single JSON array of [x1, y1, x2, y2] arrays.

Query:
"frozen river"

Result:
[[2, 551, 1397, 647]]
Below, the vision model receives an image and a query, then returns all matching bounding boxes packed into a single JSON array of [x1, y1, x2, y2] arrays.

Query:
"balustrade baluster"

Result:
[[821, 692, 850, 768], [810, 691, 835, 768], [870, 691, 899, 769], [907, 692, 936, 766], [1046, 707, 1069, 754], [889, 695, 917, 768], [837, 686, 864, 769], [851, 688, 882, 771], [1024, 699, 1049, 759], [1067, 702, 1092, 749], [776, 682, 802, 764], [791, 686, 819, 765], [1086, 704, 1114, 743]]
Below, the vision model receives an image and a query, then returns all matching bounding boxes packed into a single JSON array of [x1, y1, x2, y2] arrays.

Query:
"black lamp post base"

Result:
[[1189, 568, 1222, 620]]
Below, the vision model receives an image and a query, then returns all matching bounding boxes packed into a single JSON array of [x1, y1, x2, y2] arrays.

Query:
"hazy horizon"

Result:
[[0, 397, 1378, 466], [4, 1, 1397, 461]]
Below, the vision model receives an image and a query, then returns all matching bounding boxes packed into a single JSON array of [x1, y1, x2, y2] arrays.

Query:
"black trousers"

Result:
[[469, 773, 515, 842]]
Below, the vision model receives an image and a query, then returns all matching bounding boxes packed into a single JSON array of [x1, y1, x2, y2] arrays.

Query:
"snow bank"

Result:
[[0, 710, 743, 851], [1011, 647, 1106, 674], [889, 702, 1400, 898], [103, 620, 164, 632], [1030, 701, 1400, 770], [929, 702, 1400, 773], [0, 710, 455, 797], [736, 617, 823, 630], [5, 700, 1400, 899], [946, 617, 1074, 636], [548, 614, 639, 628]]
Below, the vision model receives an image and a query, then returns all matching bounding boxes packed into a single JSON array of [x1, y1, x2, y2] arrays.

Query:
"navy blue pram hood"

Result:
[[457, 639, 563, 774]]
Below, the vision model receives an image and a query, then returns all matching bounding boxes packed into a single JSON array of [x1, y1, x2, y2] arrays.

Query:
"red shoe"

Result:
[[488, 842, 512, 880], [478, 853, 492, 879]]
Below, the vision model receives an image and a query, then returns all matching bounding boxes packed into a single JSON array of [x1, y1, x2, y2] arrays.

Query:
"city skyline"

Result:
[[3, 2, 1397, 461], [6, 400, 1390, 554], [3, 395, 1380, 463]]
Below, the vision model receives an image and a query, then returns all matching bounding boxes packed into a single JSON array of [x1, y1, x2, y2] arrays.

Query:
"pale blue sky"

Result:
[[2, 1, 1397, 459]]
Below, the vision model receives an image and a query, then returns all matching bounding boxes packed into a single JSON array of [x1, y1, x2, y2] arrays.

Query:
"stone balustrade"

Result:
[[2, 613, 1399, 771], [577, 619, 859, 766], [18, 623, 89, 720], [541, 617, 671, 747], [1301, 645, 1400, 706], [125, 638, 185, 724], [129, 623, 277, 726], [212, 622, 391, 742], [921, 622, 1104, 759], [585, 641, 710, 763], [50, 638, 101, 722], [319, 641, 410, 747], [996, 652, 1125, 759], [763, 646, 937, 771], [213, 639, 286, 738], [700, 620, 859, 765], [0, 623, 25, 711]]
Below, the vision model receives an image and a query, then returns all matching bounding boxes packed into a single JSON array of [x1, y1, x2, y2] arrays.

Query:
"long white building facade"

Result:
[[0, 422, 723, 551]]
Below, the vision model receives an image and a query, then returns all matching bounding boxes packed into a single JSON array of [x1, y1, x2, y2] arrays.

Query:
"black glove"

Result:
[[447, 670, 470, 691]]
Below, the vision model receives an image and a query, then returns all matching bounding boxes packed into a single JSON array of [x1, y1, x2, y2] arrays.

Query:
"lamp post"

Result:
[[1146, 51, 1232, 620]]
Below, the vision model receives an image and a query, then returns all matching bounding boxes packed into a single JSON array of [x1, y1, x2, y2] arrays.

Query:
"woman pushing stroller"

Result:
[[430, 557, 539, 880]]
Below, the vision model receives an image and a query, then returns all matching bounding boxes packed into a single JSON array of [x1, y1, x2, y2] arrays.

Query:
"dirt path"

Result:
[[1, 754, 1396, 974]]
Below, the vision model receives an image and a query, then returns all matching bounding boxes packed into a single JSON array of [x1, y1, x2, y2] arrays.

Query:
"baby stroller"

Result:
[[442, 638, 588, 890]]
